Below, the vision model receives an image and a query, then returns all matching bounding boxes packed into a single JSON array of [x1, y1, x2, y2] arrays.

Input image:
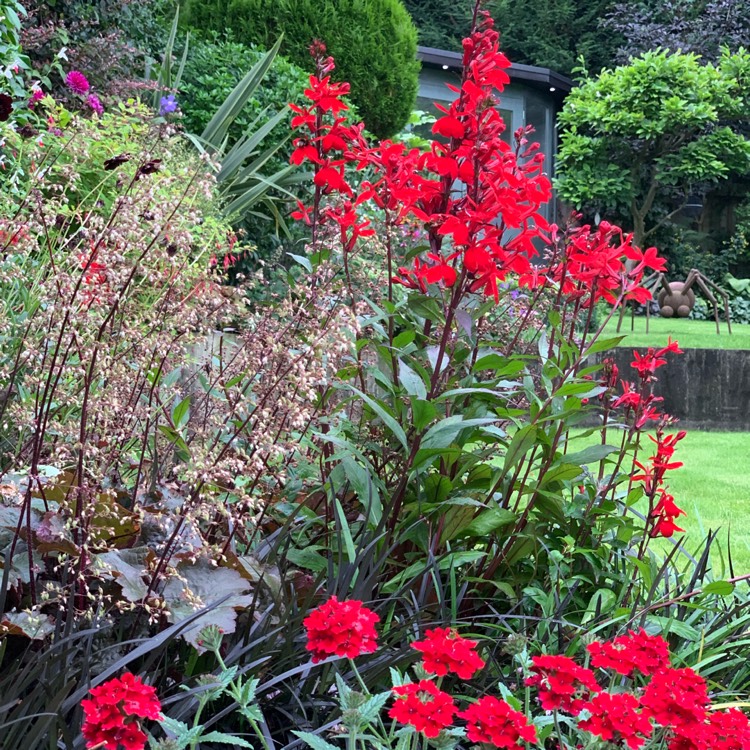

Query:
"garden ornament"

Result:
[[617, 268, 732, 335]]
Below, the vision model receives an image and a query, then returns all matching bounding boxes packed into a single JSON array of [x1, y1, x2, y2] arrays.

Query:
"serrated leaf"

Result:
[[357, 691, 391, 724], [200, 731, 254, 747], [293, 731, 340, 750]]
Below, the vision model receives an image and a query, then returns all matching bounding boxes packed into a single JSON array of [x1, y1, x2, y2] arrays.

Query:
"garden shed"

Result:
[[418, 45, 572, 221]]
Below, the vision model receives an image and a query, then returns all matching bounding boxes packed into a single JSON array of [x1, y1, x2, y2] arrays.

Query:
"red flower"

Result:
[[412, 627, 486, 679], [631, 339, 682, 381], [578, 692, 653, 749], [587, 629, 671, 677], [526, 654, 599, 713], [65, 70, 90, 95], [389, 680, 457, 738], [432, 115, 466, 139], [82, 673, 161, 750], [458, 696, 537, 748], [641, 667, 709, 731], [303, 596, 379, 662]]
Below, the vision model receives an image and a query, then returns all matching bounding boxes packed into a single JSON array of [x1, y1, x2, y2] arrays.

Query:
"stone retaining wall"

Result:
[[602, 348, 750, 431]]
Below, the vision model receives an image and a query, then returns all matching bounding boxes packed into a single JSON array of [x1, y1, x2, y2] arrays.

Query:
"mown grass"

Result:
[[600, 314, 750, 350], [572, 428, 750, 574]]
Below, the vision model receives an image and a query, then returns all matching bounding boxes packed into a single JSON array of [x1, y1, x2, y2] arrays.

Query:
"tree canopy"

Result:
[[555, 49, 750, 248], [402, 0, 620, 75]]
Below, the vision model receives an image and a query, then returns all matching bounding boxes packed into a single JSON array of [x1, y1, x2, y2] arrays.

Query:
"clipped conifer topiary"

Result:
[[182, 0, 420, 139]]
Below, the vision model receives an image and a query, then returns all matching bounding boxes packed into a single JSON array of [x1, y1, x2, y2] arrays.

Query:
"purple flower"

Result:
[[159, 95, 178, 116], [65, 70, 90, 95], [87, 94, 103, 115]]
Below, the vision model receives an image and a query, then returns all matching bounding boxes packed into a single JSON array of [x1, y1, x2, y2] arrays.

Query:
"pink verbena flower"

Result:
[[87, 94, 103, 115]]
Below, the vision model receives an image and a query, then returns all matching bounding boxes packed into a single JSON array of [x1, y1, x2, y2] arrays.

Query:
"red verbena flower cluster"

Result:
[[458, 696, 537, 748], [388, 680, 457, 738], [411, 627, 486, 679], [587, 628, 671, 677], [81, 672, 162, 750], [525, 654, 599, 712], [303, 595, 379, 662], [577, 691, 653, 749]]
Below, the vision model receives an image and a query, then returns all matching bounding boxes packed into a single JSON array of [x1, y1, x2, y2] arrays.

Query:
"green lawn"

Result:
[[600, 314, 750, 350], [660, 430, 750, 573], [573, 429, 750, 573]]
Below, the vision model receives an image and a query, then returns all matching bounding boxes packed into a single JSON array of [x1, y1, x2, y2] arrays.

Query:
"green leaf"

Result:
[[345, 386, 408, 450], [287, 253, 312, 272], [503, 425, 538, 473], [421, 416, 499, 450], [293, 731, 341, 750], [411, 399, 436, 431], [585, 336, 625, 355], [564, 444, 618, 465], [172, 396, 190, 429], [340, 455, 382, 525], [540, 463, 584, 487], [702, 580, 735, 597], [199, 732, 254, 747], [286, 547, 328, 572], [398, 358, 427, 399]]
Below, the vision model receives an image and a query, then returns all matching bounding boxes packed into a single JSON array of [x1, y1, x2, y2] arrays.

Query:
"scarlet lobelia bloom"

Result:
[[578, 692, 653, 749], [81, 672, 162, 750], [389, 679, 457, 738], [411, 627, 486, 679], [65, 70, 90, 95], [587, 629, 671, 677], [303, 595, 379, 662], [458, 695, 537, 748], [526, 654, 599, 713]]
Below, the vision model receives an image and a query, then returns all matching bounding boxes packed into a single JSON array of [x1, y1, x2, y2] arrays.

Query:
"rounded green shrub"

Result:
[[182, 0, 420, 139]]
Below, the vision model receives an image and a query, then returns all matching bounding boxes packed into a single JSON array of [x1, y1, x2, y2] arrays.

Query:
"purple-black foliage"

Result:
[[604, 0, 750, 63]]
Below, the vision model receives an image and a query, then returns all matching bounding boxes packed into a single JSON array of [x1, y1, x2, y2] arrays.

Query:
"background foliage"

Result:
[[181, 0, 420, 139]]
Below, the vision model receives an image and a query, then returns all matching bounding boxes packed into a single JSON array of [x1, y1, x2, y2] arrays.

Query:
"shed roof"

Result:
[[417, 46, 573, 103]]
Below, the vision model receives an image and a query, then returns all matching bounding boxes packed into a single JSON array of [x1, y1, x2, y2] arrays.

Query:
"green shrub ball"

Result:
[[182, 0, 420, 139]]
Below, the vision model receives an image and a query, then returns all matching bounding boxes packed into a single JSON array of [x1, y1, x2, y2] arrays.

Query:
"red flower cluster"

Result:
[[81, 672, 162, 750], [389, 680, 457, 738], [411, 627, 485, 679], [613, 338, 682, 428], [458, 696, 537, 748], [587, 629, 671, 677], [303, 595, 379, 662], [578, 691, 653, 749], [289, 13, 665, 308], [631, 338, 682, 382], [288, 44, 375, 254], [633, 426, 688, 537], [547, 221, 665, 306], [525, 654, 599, 712], [641, 667, 709, 730]]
